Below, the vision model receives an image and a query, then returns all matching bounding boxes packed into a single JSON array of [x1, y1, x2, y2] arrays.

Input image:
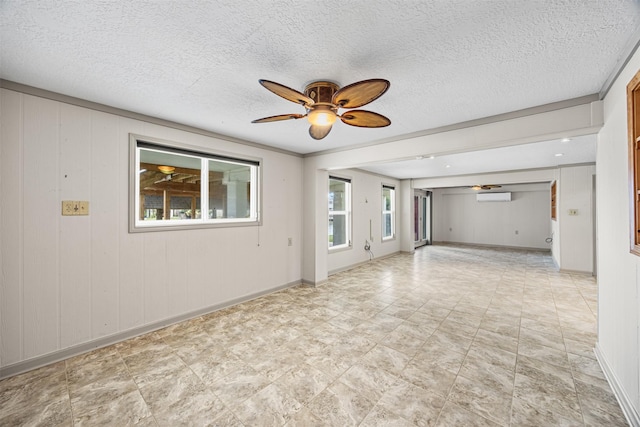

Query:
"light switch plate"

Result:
[[62, 200, 89, 216]]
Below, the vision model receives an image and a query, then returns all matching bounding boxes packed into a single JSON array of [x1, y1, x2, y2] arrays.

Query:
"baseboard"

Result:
[[559, 268, 594, 275], [300, 278, 327, 287], [0, 279, 302, 380], [434, 241, 551, 252], [594, 343, 640, 427], [328, 251, 401, 276]]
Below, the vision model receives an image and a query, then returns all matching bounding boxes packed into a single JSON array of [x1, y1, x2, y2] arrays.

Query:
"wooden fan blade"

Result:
[[251, 113, 305, 123], [332, 79, 390, 108], [259, 80, 314, 107], [340, 110, 391, 128], [309, 125, 332, 140]]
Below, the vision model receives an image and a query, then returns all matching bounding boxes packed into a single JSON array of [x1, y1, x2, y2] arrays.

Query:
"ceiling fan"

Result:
[[252, 79, 391, 140], [470, 184, 502, 190]]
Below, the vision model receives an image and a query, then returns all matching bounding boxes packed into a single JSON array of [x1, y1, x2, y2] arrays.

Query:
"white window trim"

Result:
[[129, 134, 262, 232], [382, 184, 396, 241], [328, 175, 352, 251]]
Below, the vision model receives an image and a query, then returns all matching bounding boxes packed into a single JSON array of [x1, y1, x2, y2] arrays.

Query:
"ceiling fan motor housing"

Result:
[[304, 81, 339, 104]]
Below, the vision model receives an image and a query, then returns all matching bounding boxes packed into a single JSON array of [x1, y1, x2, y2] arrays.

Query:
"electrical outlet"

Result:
[[62, 200, 89, 216], [568, 209, 579, 216]]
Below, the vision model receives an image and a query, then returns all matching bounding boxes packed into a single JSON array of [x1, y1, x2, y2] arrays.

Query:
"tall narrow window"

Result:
[[130, 135, 260, 232], [551, 181, 557, 220], [329, 176, 351, 250], [382, 185, 395, 240], [628, 69, 640, 255]]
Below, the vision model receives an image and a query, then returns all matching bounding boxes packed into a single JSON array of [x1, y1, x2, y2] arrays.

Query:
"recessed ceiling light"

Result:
[[555, 153, 564, 157], [561, 138, 571, 143], [445, 164, 451, 168], [429, 155, 435, 159]]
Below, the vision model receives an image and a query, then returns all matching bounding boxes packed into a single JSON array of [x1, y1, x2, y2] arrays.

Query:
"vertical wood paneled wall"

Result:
[[0, 88, 304, 370]]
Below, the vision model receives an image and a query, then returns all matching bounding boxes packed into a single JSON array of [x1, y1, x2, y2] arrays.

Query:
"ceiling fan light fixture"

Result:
[[252, 78, 390, 139], [307, 105, 337, 126], [158, 165, 175, 174], [470, 184, 502, 190]]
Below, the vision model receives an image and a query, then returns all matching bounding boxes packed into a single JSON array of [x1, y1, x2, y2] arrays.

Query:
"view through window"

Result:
[[131, 136, 260, 231], [329, 176, 351, 249], [382, 185, 395, 240]]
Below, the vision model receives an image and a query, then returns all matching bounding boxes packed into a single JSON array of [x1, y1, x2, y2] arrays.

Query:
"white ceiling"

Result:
[[1, 1, 639, 179]]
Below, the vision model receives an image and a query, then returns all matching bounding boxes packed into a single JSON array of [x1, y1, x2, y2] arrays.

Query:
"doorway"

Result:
[[414, 190, 432, 248]]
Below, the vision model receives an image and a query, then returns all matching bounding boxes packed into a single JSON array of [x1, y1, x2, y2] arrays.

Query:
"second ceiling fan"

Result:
[[252, 78, 391, 140]]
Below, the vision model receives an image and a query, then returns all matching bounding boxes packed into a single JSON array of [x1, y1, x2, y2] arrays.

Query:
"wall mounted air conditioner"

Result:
[[476, 192, 511, 202]]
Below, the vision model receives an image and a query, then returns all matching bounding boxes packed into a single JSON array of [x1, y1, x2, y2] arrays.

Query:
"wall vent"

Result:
[[476, 192, 511, 202]]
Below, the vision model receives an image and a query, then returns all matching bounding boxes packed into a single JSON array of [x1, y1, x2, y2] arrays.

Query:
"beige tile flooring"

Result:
[[0, 244, 629, 426]]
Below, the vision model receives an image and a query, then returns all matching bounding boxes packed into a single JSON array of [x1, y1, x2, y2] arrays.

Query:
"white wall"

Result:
[[327, 169, 401, 274], [430, 183, 551, 250], [0, 89, 304, 373], [596, 47, 640, 423], [557, 165, 596, 273]]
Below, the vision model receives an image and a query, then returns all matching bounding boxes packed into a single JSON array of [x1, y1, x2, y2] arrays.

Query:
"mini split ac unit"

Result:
[[476, 192, 511, 202]]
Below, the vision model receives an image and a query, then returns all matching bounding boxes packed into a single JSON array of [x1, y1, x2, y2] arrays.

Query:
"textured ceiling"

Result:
[[1, 1, 639, 177]]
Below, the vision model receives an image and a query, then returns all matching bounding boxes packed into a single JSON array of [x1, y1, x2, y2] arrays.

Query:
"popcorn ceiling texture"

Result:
[[1, 0, 639, 154]]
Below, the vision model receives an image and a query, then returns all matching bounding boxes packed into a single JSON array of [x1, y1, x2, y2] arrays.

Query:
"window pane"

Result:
[[209, 160, 252, 219], [139, 149, 201, 221], [383, 188, 391, 210], [329, 213, 347, 247], [382, 187, 394, 239], [329, 179, 346, 211], [383, 213, 392, 237], [328, 177, 350, 249]]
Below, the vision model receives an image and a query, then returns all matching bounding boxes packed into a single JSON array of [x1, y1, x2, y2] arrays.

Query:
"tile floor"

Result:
[[0, 244, 629, 426]]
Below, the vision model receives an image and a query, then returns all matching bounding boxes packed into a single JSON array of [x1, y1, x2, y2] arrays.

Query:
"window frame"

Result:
[[328, 175, 352, 251], [129, 134, 261, 233], [382, 184, 396, 241], [628, 70, 640, 255]]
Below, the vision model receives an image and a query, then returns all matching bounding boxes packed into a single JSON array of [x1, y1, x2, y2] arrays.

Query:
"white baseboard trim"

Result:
[[0, 280, 302, 380], [434, 241, 551, 252], [300, 278, 327, 287], [594, 343, 640, 427], [328, 251, 401, 276], [559, 268, 594, 275]]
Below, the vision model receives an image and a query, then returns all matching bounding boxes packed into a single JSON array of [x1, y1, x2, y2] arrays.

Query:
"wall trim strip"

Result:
[[595, 343, 640, 427], [0, 280, 302, 380], [328, 251, 401, 276]]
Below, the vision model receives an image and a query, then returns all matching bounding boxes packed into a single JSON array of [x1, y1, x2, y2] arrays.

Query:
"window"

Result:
[[628, 69, 640, 254], [551, 181, 557, 220], [329, 176, 351, 249], [130, 135, 260, 232], [382, 185, 395, 240]]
